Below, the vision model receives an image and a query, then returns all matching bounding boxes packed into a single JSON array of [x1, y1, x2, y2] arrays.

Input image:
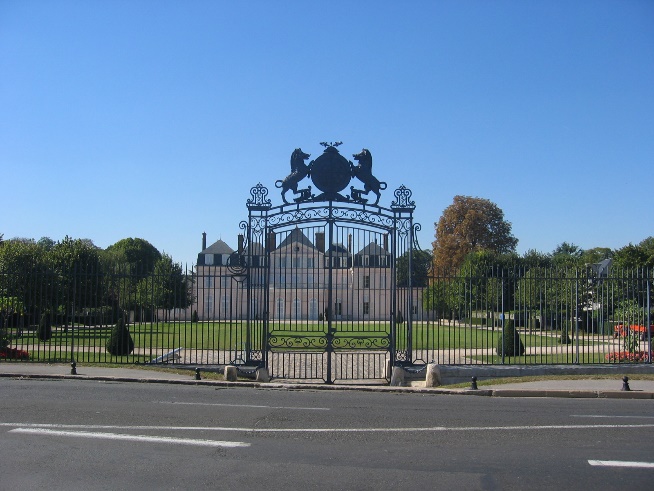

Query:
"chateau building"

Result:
[[194, 229, 412, 322]]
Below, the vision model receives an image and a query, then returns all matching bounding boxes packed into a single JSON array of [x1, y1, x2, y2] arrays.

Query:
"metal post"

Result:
[[325, 202, 334, 384], [501, 275, 505, 364], [575, 270, 579, 364], [647, 278, 651, 364]]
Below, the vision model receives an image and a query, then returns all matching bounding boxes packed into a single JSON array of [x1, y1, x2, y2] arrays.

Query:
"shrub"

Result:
[[558, 322, 572, 345], [105, 316, 134, 356], [191, 310, 199, 323], [496, 319, 525, 357], [37, 312, 52, 341]]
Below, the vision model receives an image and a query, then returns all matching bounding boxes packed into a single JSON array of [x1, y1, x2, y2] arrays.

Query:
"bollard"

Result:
[[621, 376, 631, 391], [390, 366, 405, 387], [469, 376, 478, 390], [195, 367, 201, 380], [255, 368, 270, 383], [224, 365, 238, 382], [70, 361, 77, 375]]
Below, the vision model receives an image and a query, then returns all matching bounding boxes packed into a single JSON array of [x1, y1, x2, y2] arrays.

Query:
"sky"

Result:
[[1, 0, 653, 266]]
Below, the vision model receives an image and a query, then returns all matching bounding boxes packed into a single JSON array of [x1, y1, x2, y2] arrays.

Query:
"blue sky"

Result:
[[1, 0, 652, 266]]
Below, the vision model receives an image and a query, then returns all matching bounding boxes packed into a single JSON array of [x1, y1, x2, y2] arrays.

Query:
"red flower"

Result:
[[0, 348, 30, 360]]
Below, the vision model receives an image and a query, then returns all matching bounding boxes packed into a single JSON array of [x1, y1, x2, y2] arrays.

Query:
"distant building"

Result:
[[194, 230, 424, 322]]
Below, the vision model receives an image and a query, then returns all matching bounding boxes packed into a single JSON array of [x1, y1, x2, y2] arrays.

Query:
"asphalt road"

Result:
[[1, 378, 653, 490]]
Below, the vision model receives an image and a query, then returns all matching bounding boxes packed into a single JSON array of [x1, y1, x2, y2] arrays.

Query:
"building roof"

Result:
[[356, 242, 390, 256], [201, 239, 234, 255], [276, 228, 317, 251]]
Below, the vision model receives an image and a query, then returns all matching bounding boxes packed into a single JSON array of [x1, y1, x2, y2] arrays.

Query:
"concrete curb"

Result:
[[2, 372, 653, 399]]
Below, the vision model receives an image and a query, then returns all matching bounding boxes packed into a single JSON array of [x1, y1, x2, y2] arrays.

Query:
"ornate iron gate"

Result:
[[233, 143, 420, 383]]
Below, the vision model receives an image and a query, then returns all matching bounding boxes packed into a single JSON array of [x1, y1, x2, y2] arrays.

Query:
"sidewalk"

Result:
[[1, 362, 653, 398]]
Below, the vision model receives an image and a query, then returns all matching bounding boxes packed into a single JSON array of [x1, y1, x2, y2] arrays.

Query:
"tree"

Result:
[[579, 247, 612, 265], [105, 315, 134, 356], [37, 237, 56, 251], [396, 249, 432, 287], [613, 238, 654, 269], [496, 319, 525, 357], [432, 195, 518, 273], [137, 254, 192, 321], [104, 238, 162, 318], [0, 239, 52, 317], [551, 242, 583, 268], [105, 238, 161, 278]]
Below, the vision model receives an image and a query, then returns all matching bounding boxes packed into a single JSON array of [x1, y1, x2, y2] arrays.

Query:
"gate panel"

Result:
[[239, 143, 419, 383]]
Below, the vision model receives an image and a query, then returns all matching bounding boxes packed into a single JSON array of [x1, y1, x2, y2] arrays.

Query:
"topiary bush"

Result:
[[496, 319, 525, 357], [105, 316, 134, 356], [558, 321, 572, 344], [191, 310, 199, 323], [37, 312, 52, 341]]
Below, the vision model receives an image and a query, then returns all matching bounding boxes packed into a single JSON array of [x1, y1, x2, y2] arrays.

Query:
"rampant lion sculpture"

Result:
[[275, 148, 312, 204], [351, 149, 387, 205]]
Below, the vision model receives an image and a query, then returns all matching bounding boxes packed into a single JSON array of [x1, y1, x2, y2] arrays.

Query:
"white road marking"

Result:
[[8, 427, 250, 448], [3, 422, 654, 433], [155, 401, 330, 410], [573, 414, 654, 420], [589, 460, 654, 469]]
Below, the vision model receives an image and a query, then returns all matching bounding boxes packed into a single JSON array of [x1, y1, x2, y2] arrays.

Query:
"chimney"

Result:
[[383, 234, 388, 251], [238, 234, 244, 255], [315, 232, 325, 252], [202, 232, 207, 251], [267, 232, 276, 251], [348, 234, 352, 253]]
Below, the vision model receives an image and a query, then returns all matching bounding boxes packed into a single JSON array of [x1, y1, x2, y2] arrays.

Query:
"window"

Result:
[[363, 275, 370, 288], [307, 257, 314, 268], [363, 302, 370, 315], [276, 298, 285, 318], [293, 298, 301, 319], [205, 276, 214, 288], [204, 254, 214, 266], [293, 257, 301, 268], [379, 255, 388, 267], [363, 255, 369, 266]]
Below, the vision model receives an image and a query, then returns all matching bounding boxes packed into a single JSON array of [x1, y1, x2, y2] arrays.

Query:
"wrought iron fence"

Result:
[[1, 265, 652, 372]]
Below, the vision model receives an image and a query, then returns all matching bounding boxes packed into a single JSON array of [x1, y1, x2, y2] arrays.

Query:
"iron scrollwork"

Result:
[[332, 336, 390, 350], [268, 334, 328, 350], [247, 183, 272, 210], [390, 185, 415, 210]]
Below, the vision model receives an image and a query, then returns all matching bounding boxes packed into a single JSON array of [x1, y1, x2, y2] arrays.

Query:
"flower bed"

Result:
[[0, 347, 30, 360], [606, 351, 653, 363]]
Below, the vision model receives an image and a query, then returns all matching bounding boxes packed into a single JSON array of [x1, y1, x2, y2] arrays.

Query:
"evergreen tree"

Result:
[[37, 312, 52, 341], [105, 315, 134, 356], [496, 319, 525, 357]]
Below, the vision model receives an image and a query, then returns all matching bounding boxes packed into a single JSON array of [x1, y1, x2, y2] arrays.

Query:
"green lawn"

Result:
[[8, 320, 619, 362]]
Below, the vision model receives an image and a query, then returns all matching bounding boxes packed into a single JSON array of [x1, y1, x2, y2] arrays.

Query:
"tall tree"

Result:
[[550, 242, 583, 268], [48, 236, 103, 315], [104, 238, 161, 277], [396, 249, 432, 287], [137, 254, 192, 321], [613, 237, 654, 269], [432, 195, 518, 272]]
